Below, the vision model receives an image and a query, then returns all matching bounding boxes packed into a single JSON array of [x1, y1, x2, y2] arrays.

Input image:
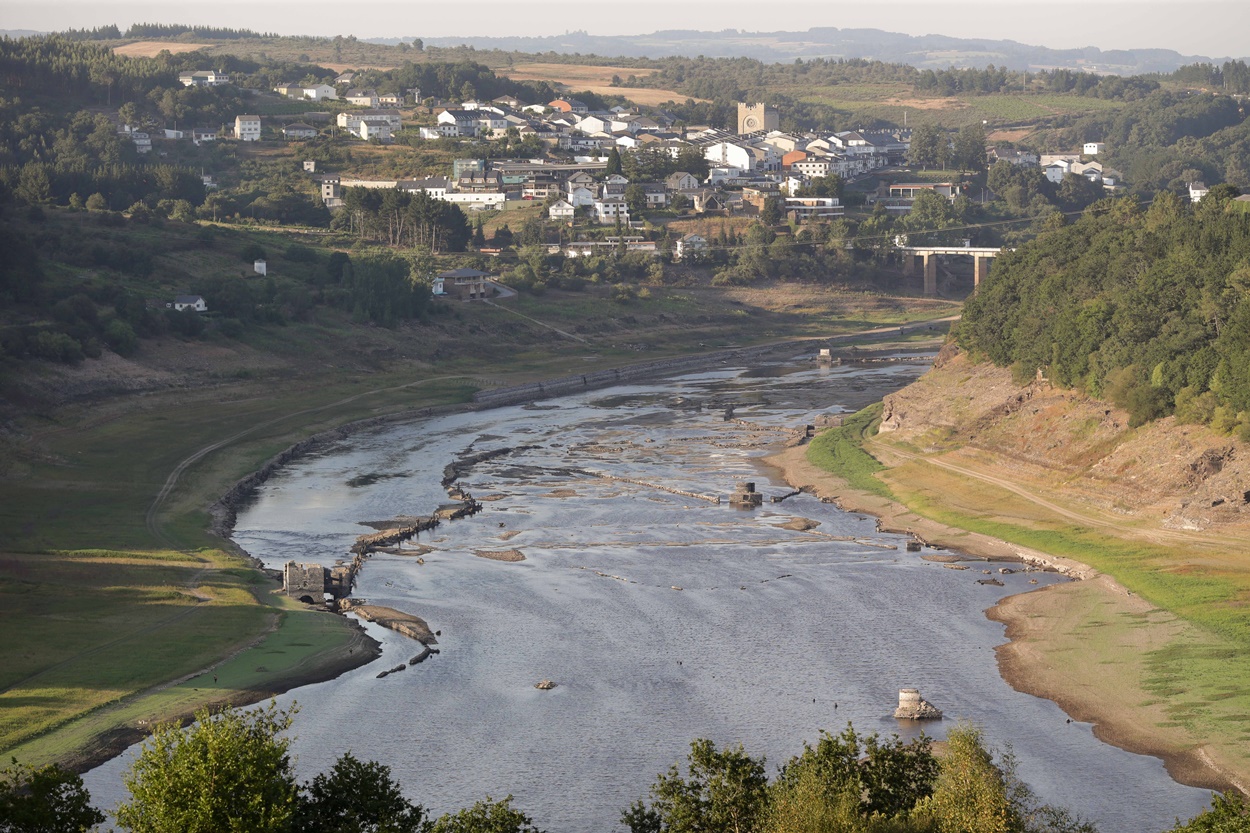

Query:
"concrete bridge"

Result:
[[898, 246, 1006, 296]]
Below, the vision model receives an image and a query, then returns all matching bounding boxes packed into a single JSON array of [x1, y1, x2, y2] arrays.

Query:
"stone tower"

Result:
[[737, 102, 779, 135]]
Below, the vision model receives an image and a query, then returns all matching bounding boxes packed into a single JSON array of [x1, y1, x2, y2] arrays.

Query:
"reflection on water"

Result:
[[83, 356, 1212, 832]]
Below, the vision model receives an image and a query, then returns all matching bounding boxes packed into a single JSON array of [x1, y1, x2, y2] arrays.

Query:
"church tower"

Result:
[[737, 102, 779, 134]]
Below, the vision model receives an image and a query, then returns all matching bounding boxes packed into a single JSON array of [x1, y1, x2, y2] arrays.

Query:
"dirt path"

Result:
[[870, 441, 1240, 551], [481, 299, 587, 343]]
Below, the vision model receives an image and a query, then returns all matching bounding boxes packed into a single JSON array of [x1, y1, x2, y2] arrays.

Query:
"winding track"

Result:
[[870, 441, 1241, 550]]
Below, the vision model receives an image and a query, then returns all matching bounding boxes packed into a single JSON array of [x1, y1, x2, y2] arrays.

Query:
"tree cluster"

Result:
[[623, 723, 1099, 833], [336, 188, 471, 253], [957, 191, 1250, 434]]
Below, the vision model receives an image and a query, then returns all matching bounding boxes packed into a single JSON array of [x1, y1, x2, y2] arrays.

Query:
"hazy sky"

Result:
[[4, 1, 1247, 59]]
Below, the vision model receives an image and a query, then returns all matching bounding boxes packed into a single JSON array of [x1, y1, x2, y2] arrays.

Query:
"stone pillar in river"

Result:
[[894, 688, 943, 720]]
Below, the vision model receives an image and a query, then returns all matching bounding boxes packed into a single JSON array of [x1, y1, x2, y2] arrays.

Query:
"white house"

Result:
[[567, 185, 596, 208], [1043, 160, 1071, 184], [234, 115, 261, 142], [303, 84, 338, 101], [283, 122, 318, 140], [339, 109, 402, 133], [1084, 142, 1105, 156], [639, 182, 667, 207], [378, 93, 404, 106], [254, 259, 267, 276], [398, 177, 451, 198], [548, 199, 576, 221], [675, 233, 708, 261], [1188, 181, 1210, 203], [665, 171, 700, 192], [441, 192, 506, 210], [171, 295, 207, 312], [130, 131, 152, 153], [179, 70, 228, 87], [359, 121, 392, 142], [437, 110, 479, 137], [576, 115, 609, 135], [345, 89, 380, 108], [593, 195, 630, 224], [784, 196, 843, 221], [476, 111, 509, 135], [192, 127, 217, 144], [792, 158, 833, 179]]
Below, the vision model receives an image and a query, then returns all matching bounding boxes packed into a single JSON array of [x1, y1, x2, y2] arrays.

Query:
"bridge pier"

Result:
[[902, 254, 917, 278], [974, 255, 989, 289], [923, 253, 937, 297]]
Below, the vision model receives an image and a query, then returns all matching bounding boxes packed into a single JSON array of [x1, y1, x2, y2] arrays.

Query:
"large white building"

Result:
[[179, 70, 229, 87], [234, 115, 261, 141], [703, 141, 754, 172]]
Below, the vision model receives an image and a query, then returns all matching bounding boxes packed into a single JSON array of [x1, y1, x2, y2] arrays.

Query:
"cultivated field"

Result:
[[790, 81, 1129, 131], [500, 62, 703, 106], [112, 41, 214, 57]]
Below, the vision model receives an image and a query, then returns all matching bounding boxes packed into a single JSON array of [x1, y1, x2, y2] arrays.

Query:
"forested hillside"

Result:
[[957, 190, 1250, 435]]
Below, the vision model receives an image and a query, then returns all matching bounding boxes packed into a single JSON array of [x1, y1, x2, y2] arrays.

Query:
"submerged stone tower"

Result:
[[894, 688, 943, 720]]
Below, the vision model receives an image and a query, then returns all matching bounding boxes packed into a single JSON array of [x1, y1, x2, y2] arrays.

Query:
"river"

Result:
[[83, 352, 1213, 831]]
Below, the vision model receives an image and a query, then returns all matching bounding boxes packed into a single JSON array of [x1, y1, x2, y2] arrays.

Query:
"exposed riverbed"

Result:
[[83, 353, 1212, 831]]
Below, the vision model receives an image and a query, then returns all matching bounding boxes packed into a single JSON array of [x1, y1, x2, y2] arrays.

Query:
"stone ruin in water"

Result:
[[894, 688, 943, 720]]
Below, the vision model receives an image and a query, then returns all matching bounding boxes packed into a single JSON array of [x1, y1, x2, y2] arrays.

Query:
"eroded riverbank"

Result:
[[762, 443, 1243, 796]]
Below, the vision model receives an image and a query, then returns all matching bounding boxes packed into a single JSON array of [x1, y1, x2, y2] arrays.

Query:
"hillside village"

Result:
[[138, 68, 1130, 239]]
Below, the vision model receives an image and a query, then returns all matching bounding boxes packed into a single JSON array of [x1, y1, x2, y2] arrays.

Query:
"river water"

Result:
[[84, 353, 1212, 831]]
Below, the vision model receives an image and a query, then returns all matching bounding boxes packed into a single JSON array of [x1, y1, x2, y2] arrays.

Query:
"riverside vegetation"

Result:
[[3, 702, 1247, 831]]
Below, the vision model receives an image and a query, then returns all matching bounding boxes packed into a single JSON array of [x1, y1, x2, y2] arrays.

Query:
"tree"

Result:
[[761, 196, 783, 226], [622, 739, 768, 833], [953, 122, 988, 173], [103, 319, 139, 356], [430, 796, 542, 833], [605, 147, 623, 177], [85, 193, 109, 211], [908, 124, 947, 170], [914, 725, 1014, 833], [625, 183, 648, 216], [115, 702, 299, 833], [296, 752, 427, 833], [0, 759, 104, 833], [1167, 792, 1250, 833], [773, 724, 939, 822]]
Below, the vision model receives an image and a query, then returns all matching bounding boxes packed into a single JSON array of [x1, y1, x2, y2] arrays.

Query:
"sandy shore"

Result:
[[761, 444, 1244, 797], [346, 604, 439, 645]]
